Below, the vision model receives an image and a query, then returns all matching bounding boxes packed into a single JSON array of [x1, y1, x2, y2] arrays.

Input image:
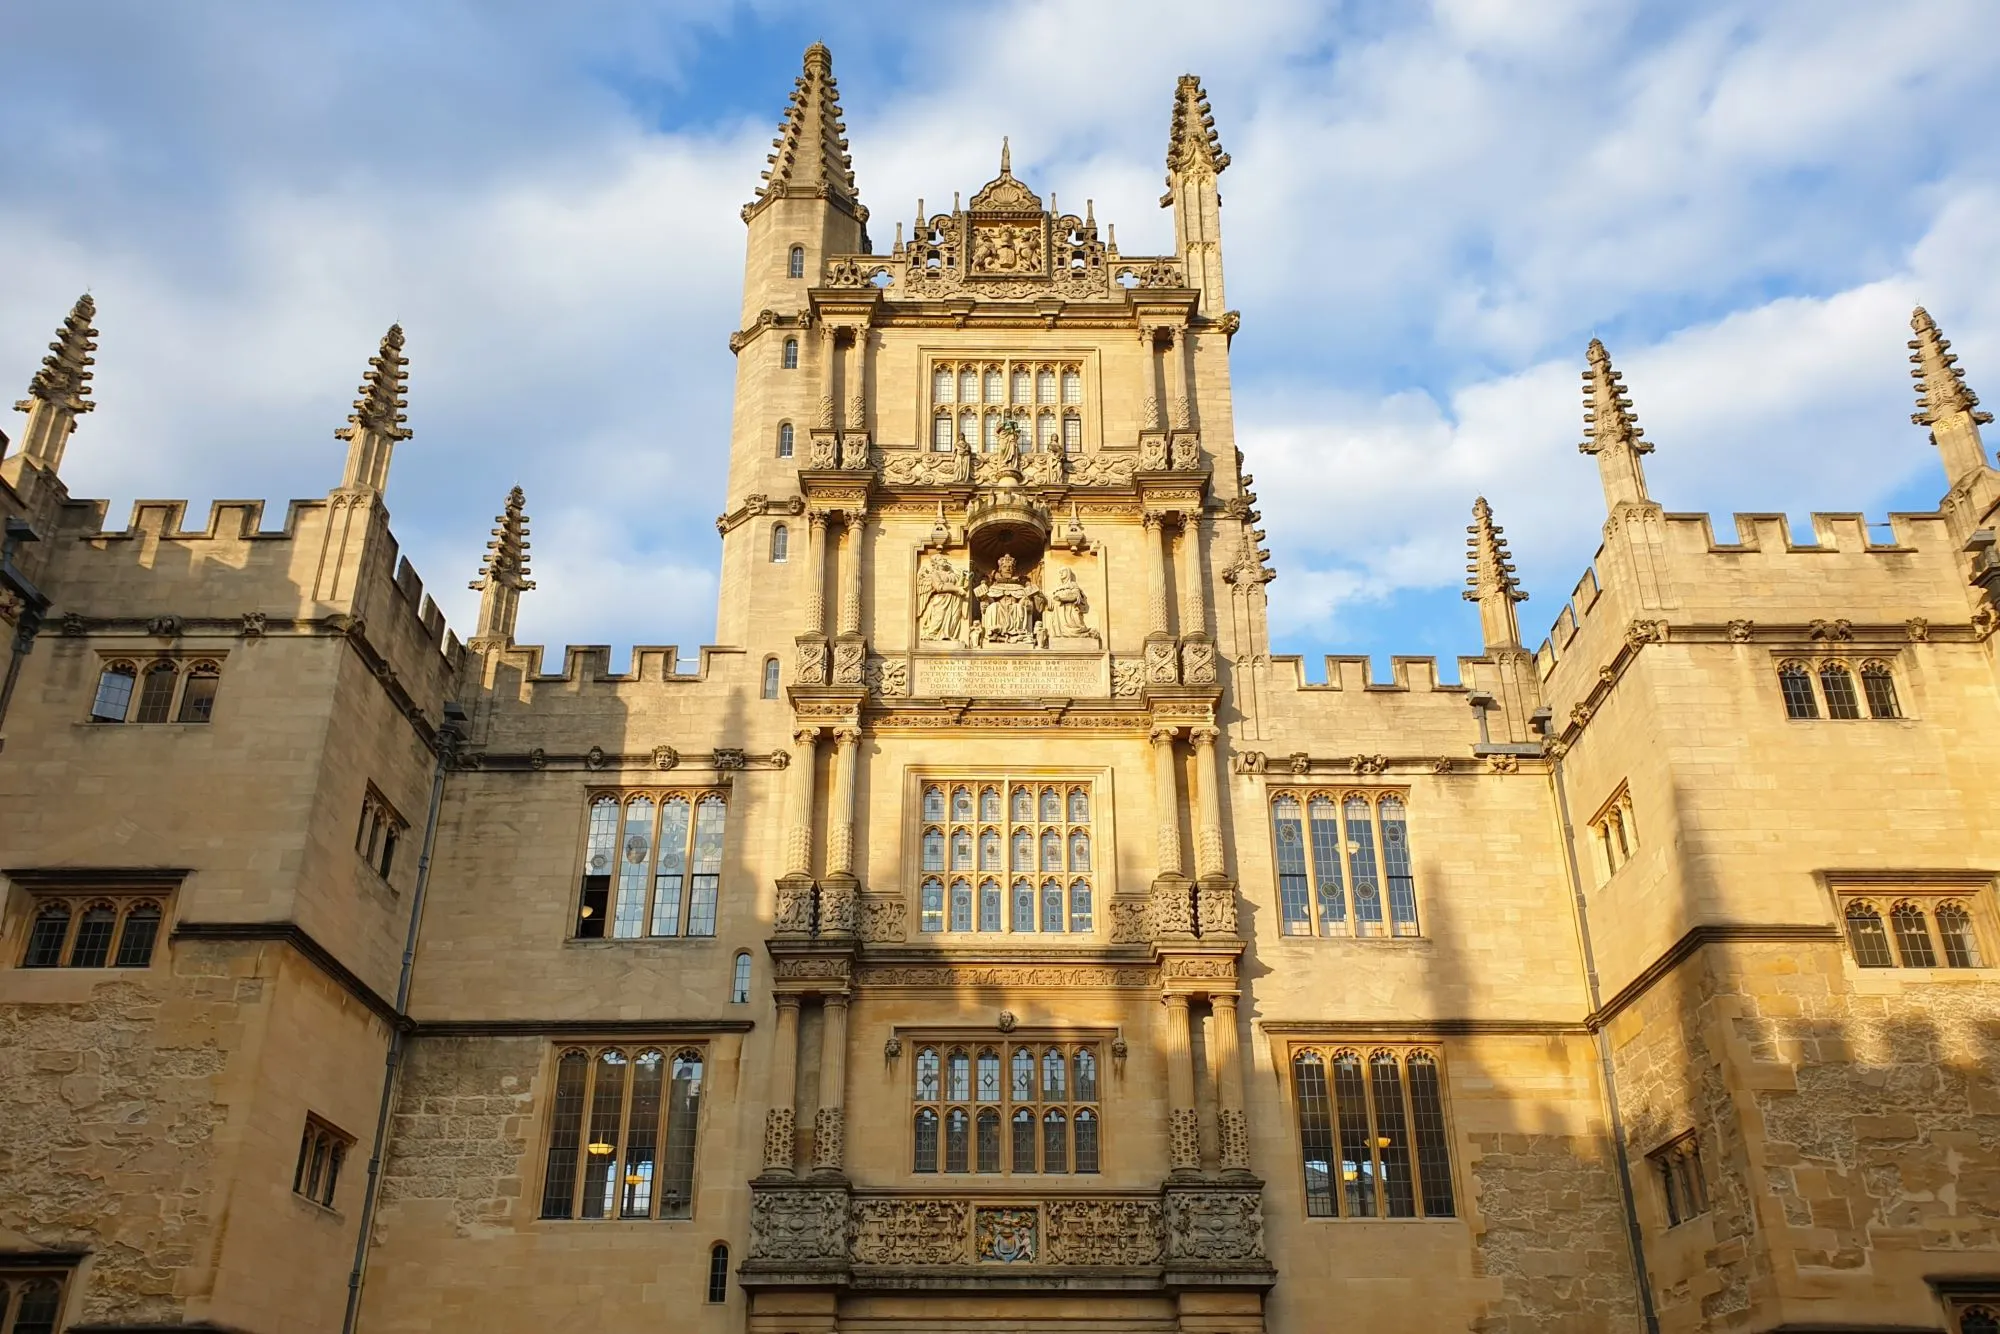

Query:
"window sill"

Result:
[[564, 935, 721, 947], [291, 1194, 345, 1220], [1849, 964, 1992, 982], [1302, 1214, 1460, 1225], [531, 1216, 696, 1227], [76, 720, 213, 730], [1275, 933, 1429, 945]]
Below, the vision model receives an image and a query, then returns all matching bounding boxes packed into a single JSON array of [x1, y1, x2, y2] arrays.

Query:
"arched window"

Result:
[[1961, 1306, 2000, 1334], [1068, 880, 1092, 932], [1011, 878, 1035, 932], [69, 902, 117, 968], [980, 786, 1001, 822], [769, 523, 788, 563], [915, 1047, 941, 1100], [976, 1108, 1002, 1172], [933, 367, 954, 402], [1937, 902, 1984, 968], [949, 878, 973, 931], [1040, 787, 1060, 822], [777, 422, 794, 458], [923, 785, 945, 821], [950, 830, 972, 870], [1331, 1051, 1376, 1216], [1074, 1108, 1100, 1173], [1011, 368, 1030, 404], [945, 1108, 970, 1172], [919, 878, 944, 932], [1778, 661, 1819, 719], [1819, 662, 1862, 719], [1074, 1047, 1098, 1100], [1406, 1051, 1456, 1217], [976, 1049, 1001, 1101], [1013, 785, 1034, 822], [979, 829, 1001, 870], [135, 660, 178, 723], [116, 902, 162, 968], [707, 1243, 730, 1304], [1380, 796, 1419, 936], [984, 368, 1003, 403], [947, 1049, 971, 1101], [12, 1277, 65, 1333], [1061, 369, 1081, 404], [730, 952, 752, 1003], [1042, 1109, 1069, 1174], [913, 1108, 939, 1172], [1273, 794, 1309, 935], [761, 657, 780, 699], [1041, 880, 1064, 933], [788, 245, 805, 278], [1068, 831, 1090, 872], [1063, 414, 1082, 453], [1011, 828, 1032, 870], [952, 786, 974, 821], [1293, 1050, 1336, 1216], [781, 338, 799, 370], [1346, 796, 1384, 936], [932, 414, 953, 451], [979, 878, 1002, 931], [1370, 1051, 1416, 1217], [178, 660, 221, 723], [1038, 412, 1057, 451], [1844, 900, 1894, 967], [23, 902, 70, 968], [1040, 829, 1061, 872], [1309, 795, 1346, 936], [960, 369, 977, 402], [921, 829, 945, 872], [1037, 369, 1056, 404], [1068, 788, 1089, 823], [1011, 1107, 1036, 1171], [1860, 660, 1900, 718], [1042, 1047, 1067, 1099], [90, 661, 137, 722], [1890, 901, 1937, 967]]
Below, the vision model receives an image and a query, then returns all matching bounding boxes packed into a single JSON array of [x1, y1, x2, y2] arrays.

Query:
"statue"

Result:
[[916, 554, 969, 643], [974, 554, 1046, 647], [1046, 567, 1095, 641]]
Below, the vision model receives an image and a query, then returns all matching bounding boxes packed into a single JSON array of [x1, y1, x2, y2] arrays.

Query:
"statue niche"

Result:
[[972, 553, 1046, 648]]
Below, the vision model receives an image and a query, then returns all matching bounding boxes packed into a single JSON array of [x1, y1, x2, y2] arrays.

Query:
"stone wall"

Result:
[[375, 1036, 542, 1238], [1467, 1126, 1644, 1333]]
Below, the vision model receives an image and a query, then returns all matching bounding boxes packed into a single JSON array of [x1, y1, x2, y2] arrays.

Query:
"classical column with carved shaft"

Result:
[[804, 513, 829, 635], [763, 994, 803, 1174], [813, 996, 849, 1174], [1145, 514, 1170, 638], [1152, 726, 1185, 877], [1179, 516, 1205, 637], [1163, 992, 1200, 1174], [837, 517, 863, 637], [846, 330, 867, 436], [1165, 326, 1192, 428], [826, 727, 861, 876], [1190, 724, 1225, 880], [1211, 992, 1251, 1174], [784, 727, 820, 878]]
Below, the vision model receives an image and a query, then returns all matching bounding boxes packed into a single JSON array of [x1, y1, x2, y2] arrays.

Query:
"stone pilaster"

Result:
[[763, 995, 803, 1175], [1151, 725, 1184, 877], [813, 996, 849, 1175], [825, 727, 861, 876], [1191, 724, 1225, 880], [1211, 992, 1250, 1175], [1163, 992, 1200, 1176]]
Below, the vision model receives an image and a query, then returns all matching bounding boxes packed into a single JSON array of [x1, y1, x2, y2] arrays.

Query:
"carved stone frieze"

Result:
[[1043, 1200, 1164, 1266], [878, 447, 972, 487], [1067, 452, 1140, 487], [856, 894, 907, 942], [1111, 659, 1144, 698], [1164, 1185, 1267, 1262], [975, 1206, 1039, 1263], [1148, 879, 1196, 939], [796, 638, 829, 685], [1145, 638, 1180, 685], [774, 956, 852, 983], [1108, 896, 1151, 944], [850, 1198, 970, 1265], [854, 964, 1157, 989], [1161, 954, 1237, 982], [1809, 617, 1855, 642], [832, 639, 866, 686], [775, 880, 816, 935], [818, 880, 857, 936], [748, 1182, 848, 1261], [1194, 884, 1238, 937]]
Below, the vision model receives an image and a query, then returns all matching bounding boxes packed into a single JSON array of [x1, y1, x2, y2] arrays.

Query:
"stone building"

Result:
[[3, 42, 1999, 1334]]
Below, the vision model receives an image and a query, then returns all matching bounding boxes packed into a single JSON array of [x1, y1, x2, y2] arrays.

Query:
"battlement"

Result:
[[487, 643, 744, 686], [63, 495, 330, 542], [1269, 654, 1469, 694], [1661, 509, 1948, 555]]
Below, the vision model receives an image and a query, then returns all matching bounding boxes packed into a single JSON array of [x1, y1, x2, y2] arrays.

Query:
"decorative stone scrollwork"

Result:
[[1194, 883, 1239, 938], [1148, 880, 1196, 939], [1139, 435, 1170, 471], [1170, 434, 1202, 470], [1164, 1186, 1267, 1262], [1118, 259, 1185, 288], [1145, 638, 1180, 685], [1044, 1200, 1164, 1266], [1108, 896, 1150, 943], [822, 258, 887, 289], [1168, 1108, 1202, 1171], [796, 639, 829, 685], [748, 1183, 848, 1261], [832, 639, 866, 686], [761, 1108, 797, 1174], [839, 433, 870, 471], [775, 881, 816, 935], [1067, 453, 1139, 487], [863, 656, 908, 698], [1018, 450, 1065, 487], [878, 447, 972, 486], [818, 880, 857, 936], [809, 435, 839, 468], [814, 396, 835, 431], [1170, 398, 1192, 431], [1111, 659, 1144, 698], [850, 1198, 969, 1265], [1217, 1109, 1251, 1171], [1180, 638, 1217, 686], [812, 1107, 845, 1172]]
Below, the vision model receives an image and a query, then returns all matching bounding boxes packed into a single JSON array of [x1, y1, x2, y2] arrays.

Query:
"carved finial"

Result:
[[1578, 338, 1652, 510], [1000, 136, 1011, 175], [1165, 74, 1230, 180], [1909, 306, 1993, 483], [335, 324, 410, 493], [12, 293, 99, 471], [1465, 496, 1527, 650], [470, 485, 534, 646], [750, 43, 863, 221]]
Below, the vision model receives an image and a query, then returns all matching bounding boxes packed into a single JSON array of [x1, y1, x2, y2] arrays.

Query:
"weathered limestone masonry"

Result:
[[2, 43, 1999, 1334]]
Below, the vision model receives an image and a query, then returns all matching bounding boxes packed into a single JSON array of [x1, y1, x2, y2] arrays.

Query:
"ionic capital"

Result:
[[1150, 725, 1181, 747]]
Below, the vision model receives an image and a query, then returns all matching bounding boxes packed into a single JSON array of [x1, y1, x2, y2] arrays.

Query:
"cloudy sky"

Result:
[[3, 0, 1996, 674]]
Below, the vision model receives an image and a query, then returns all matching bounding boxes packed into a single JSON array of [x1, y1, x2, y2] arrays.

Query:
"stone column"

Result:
[[837, 517, 863, 638], [846, 330, 867, 435], [1151, 726, 1184, 877], [1165, 327, 1191, 428], [804, 513, 829, 635], [784, 727, 820, 878], [1163, 992, 1200, 1174], [1178, 517, 1205, 639], [1211, 992, 1251, 1174], [1190, 724, 1225, 880], [826, 727, 861, 876], [763, 994, 802, 1175], [1144, 514, 1171, 639], [813, 996, 850, 1174]]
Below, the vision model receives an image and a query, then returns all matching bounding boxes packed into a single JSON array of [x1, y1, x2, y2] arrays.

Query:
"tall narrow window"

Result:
[[115, 902, 162, 967], [945, 1108, 970, 1172], [920, 878, 944, 933], [1844, 900, 1894, 967], [1779, 662, 1819, 719], [1061, 369, 1081, 404], [68, 904, 116, 968], [933, 415, 954, 451], [934, 367, 954, 403], [730, 952, 752, 1003], [1937, 902, 1984, 968], [1860, 661, 1900, 718], [90, 661, 136, 722], [914, 1108, 939, 1171], [1379, 797, 1419, 936], [950, 879, 973, 932], [1332, 1051, 1376, 1217], [1041, 880, 1064, 933], [1651, 1133, 1709, 1227], [777, 422, 794, 458], [1890, 901, 1937, 967], [707, 1243, 730, 1303], [1295, 1045, 1455, 1220], [1069, 880, 1092, 932], [292, 1114, 353, 1209], [1308, 797, 1346, 936], [1012, 879, 1034, 932], [770, 523, 789, 562], [1294, 1051, 1336, 1217], [1406, 1052, 1456, 1217], [782, 338, 799, 370], [686, 799, 725, 937], [1820, 662, 1862, 719], [540, 1051, 588, 1217], [761, 657, 781, 699], [177, 661, 221, 723], [1345, 798, 1384, 937], [1063, 415, 1082, 453], [979, 879, 1002, 931], [539, 1045, 702, 1220], [1370, 1051, 1416, 1217], [577, 799, 617, 939], [23, 903, 70, 968], [1273, 795, 1310, 935], [1037, 369, 1056, 404], [977, 1108, 1002, 1172], [6, 1276, 68, 1334], [134, 661, 178, 723], [612, 797, 655, 939], [788, 245, 805, 278]]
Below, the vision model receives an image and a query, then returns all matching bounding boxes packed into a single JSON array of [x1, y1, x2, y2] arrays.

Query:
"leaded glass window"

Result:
[[576, 791, 729, 939], [911, 1039, 1101, 1175], [1779, 661, 1819, 719], [916, 776, 1097, 934], [1269, 791, 1421, 938], [1292, 1044, 1456, 1219], [1839, 889, 1992, 971], [539, 1046, 704, 1220], [18, 893, 167, 969], [1820, 662, 1862, 719]]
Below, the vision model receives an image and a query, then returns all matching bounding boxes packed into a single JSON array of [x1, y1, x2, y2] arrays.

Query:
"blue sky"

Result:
[[3, 0, 1997, 674]]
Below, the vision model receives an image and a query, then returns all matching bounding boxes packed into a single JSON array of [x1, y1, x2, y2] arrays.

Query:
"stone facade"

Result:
[[3, 41, 2000, 1334]]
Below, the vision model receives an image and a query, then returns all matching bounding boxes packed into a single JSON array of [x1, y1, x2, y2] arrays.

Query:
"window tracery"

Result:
[[539, 1045, 704, 1220], [292, 1113, 353, 1210], [19, 892, 165, 969], [1269, 790, 1420, 938], [0, 1272, 69, 1334], [1781, 657, 1902, 720], [575, 792, 729, 939], [1649, 1132, 1708, 1227], [1840, 890, 1990, 970], [89, 656, 222, 724], [355, 785, 406, 883], [1588, 783, 1640, 882], [916, 778, 1096, 936], [1291, 1045, 1454, 1219], [927, 358, 1086, 455], [912, 1038, 1099, 1175]]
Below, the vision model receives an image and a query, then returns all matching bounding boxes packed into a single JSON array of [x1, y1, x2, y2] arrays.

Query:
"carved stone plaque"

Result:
[[911, 651, 1107, 699]]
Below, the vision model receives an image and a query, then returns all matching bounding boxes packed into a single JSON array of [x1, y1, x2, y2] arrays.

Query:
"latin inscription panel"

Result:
[[911, 652, 1107, 699]]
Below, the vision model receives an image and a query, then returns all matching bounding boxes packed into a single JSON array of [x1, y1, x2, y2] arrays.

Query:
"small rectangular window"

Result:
[[1649, 1132, 1708, 1227], [355, 786, 409, 884], [1838, 887, 1992, 971], [0, 1271, 74, 1333], [293, 1113, 355, 1210], [15, 888, 172, 970]]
